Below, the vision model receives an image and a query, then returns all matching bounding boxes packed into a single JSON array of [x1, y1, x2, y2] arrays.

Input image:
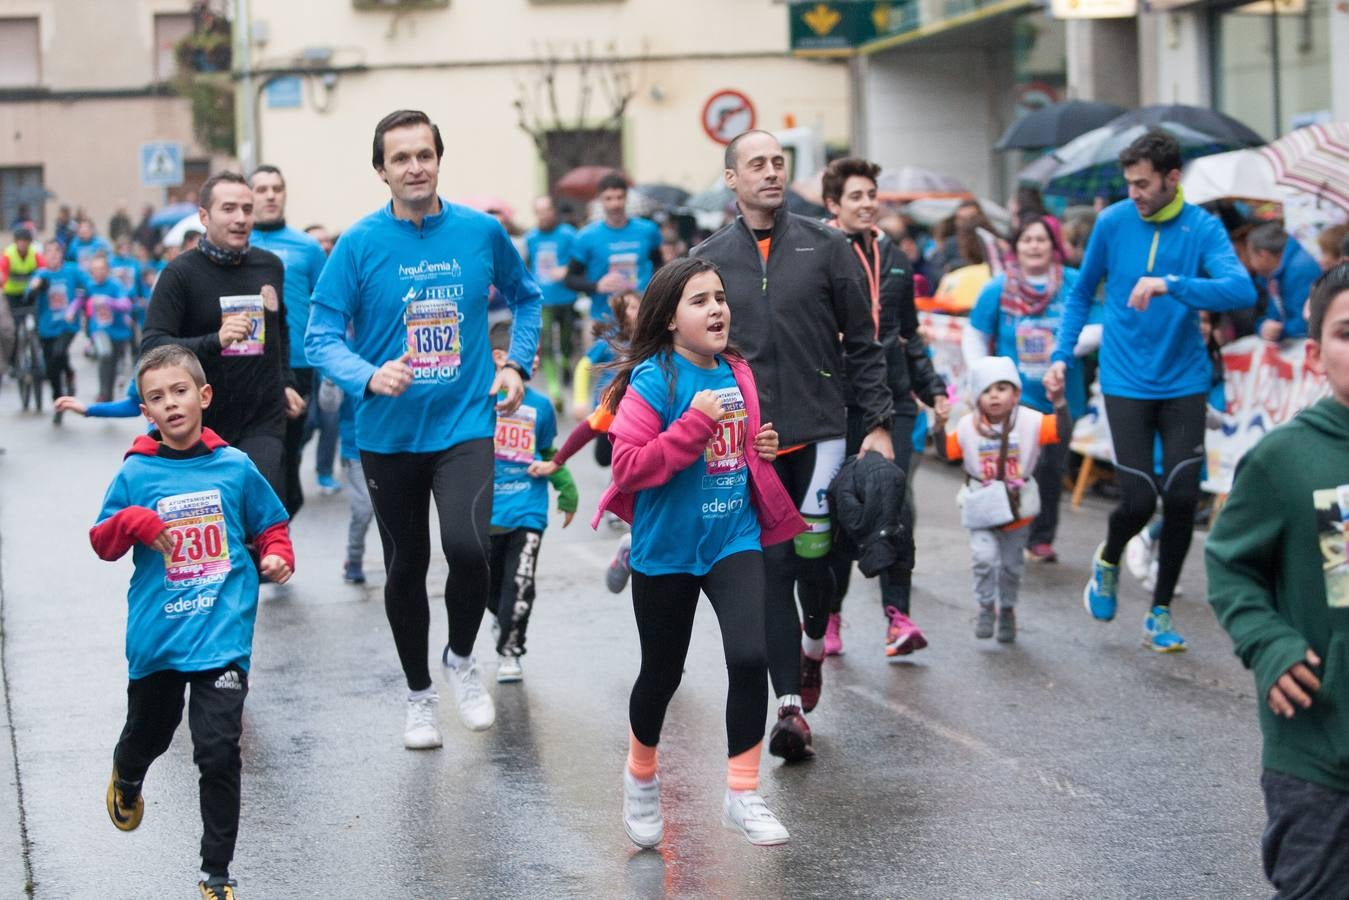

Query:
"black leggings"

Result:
[[629, 551, 768, 758], [41, 333, 74, 400], [765, 443, 838, 696], [282, 367, 315, 518], [362, 439, 493, 692], [1102, 393, 1206, 606]]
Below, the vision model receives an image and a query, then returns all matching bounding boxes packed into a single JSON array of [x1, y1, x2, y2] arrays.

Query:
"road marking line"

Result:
[[844, 684, 1101, 803]]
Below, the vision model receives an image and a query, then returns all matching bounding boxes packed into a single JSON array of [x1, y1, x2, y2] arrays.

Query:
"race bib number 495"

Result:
[[156, 489, 232, 586], [495, 404, 538, 464]]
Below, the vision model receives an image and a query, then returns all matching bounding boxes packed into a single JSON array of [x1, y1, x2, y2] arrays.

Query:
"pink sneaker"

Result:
[[824, 612, 844, 656], [884, 606, 928, 658]]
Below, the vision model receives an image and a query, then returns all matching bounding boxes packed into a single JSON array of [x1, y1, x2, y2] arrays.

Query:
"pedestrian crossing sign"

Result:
[[140, 142, 184, 188]]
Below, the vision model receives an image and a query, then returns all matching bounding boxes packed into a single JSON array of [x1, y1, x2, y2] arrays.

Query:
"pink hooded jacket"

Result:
[[591, 354, 806, 547]]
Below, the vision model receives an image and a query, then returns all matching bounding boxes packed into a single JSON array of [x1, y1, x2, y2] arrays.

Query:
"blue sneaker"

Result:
[[1142, 605, 1188, 652], [1083, 543, 1118, 622], [317, 473, 342, 495], [343, 560, 366, 584]]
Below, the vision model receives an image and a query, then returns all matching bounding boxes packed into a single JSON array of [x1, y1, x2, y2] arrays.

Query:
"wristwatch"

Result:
[[501, 359, 527, 379]]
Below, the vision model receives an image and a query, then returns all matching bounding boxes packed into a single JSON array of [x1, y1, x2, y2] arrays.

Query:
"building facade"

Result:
[[789, 0, 1347, 204], [241, 0, 849, 233], [0, 0, 223, 237]]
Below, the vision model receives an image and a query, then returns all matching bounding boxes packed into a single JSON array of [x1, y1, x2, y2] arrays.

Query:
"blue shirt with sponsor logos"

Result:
[[628, 352, 760, 576], [524, 224, 578, 308], [95, 445, 288, 678], [305, 198, 543, 454], [251, 224, 328, 368], [108, 254, 147, 325], [33, 263, 86, 338], [570, 217, 661, 321], [85, 276, 134, 342], [491, 386, 557, 532]]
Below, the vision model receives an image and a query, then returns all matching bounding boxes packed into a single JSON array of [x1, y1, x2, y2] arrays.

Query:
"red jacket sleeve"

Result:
[[254, 521, 295, 571], [552, 418, 597, 466], [609, 391, 717, 494], [89, 506, 166, 561]]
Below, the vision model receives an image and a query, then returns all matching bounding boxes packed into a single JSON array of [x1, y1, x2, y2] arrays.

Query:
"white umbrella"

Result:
[[162, 212, 204, 248], [1181, 149, 1284, 205], [903, 197, 1011, 234]]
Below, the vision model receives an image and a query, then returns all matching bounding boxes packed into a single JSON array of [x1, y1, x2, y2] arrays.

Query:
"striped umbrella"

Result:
[[1260, 122, 1349, 212]]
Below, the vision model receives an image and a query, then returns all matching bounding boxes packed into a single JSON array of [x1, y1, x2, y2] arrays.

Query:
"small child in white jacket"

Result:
[[936, 357, 1069, 642]]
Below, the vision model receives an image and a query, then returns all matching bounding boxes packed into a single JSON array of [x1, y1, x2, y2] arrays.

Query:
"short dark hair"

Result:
[[821, 157, 881, 206], [249, 164, 284, 187], [597, 172, 629, 196], [137, 344, 207, 393], [199, 171, 249, 210], [724, 129, 777, 170], [372, 109, 444, 169], [1309, 263, 1349, 342], [12, 227, 32, 242], [488, 320, 512, 354], [1247, 222, 1289, 257], [1341, 230, 1349, 260], [1119, 130, 1183, 176]]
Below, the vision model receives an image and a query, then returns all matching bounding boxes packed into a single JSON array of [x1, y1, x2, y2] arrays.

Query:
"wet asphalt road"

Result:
[[0, 360, 1270, 899]]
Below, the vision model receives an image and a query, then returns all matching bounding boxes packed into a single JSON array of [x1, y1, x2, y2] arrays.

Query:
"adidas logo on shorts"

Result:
[[214, 670, 243, 691]]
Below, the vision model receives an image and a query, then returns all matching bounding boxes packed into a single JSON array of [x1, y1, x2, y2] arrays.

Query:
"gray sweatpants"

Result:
[[969, 526, 1029, 611], [343, 455, 374, 567], [1262, 768, 1349, 899]]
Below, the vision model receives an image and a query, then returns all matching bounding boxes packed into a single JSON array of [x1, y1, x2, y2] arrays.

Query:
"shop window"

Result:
[[1211, 0, 1331, 138], [0, 18, 40, 87], [0, 167, 46, 231], [155, 13, 194, 83]]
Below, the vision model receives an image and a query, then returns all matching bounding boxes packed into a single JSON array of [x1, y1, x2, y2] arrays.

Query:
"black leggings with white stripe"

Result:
[[1101, 393, 1207, 607], [361, 438, 494, 691]]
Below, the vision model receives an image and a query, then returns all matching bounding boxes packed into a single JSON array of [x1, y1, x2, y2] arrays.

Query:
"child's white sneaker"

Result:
[[497, 654, 523, 683], [403, 694, 443, 750], [722, 790, 789, 846], [623, 770, 663, 848], [442, 649, 496, 731]]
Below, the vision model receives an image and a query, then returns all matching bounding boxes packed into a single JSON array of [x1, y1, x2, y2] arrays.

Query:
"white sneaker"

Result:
[[1125, 533, 1153, 583], [403, 695, 443, 750], [1142, 560, 1185, 598], [443, 650, 496, 731], [497, 654, 523, 683], [623, 770, 663, 848], [722, 790, 789, 846]]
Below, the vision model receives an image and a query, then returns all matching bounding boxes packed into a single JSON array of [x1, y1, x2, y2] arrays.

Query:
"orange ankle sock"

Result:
[[627, 729, 658, 782], [727, 742, 762, 792]]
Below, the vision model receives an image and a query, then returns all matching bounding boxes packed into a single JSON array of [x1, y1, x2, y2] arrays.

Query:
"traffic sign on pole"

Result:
[[140, 142, 185, 188]]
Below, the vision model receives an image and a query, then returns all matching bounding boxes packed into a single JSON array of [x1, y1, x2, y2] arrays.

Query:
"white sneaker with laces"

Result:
[[722, 790, 789, 846], [623, 770, 663, 848], [403, 695, 443, 750], [497, 654, 523, 683], [1125, 533, 1154, 583], [443, 650, 496, 731]]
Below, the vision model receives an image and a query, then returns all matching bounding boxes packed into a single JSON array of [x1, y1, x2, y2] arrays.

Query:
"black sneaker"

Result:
[[106, 768, 143, 831], [768, 705, 815, 762], [996, 608, 1017, 643], [198, 876, 237, 899]]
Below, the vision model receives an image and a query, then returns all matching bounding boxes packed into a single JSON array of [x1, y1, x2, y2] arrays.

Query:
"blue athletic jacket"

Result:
[[1052, 199, 1255, 400], [251, 224, 328, 368]]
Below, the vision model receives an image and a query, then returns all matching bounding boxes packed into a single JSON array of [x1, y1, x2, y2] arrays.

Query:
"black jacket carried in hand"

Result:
[[691, 206, 892, 446], [829, 450, 907, 577]]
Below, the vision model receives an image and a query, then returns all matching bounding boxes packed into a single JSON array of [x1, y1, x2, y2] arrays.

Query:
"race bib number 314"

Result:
[[156, 489, 232, 586], [705, 387, 748, 475]]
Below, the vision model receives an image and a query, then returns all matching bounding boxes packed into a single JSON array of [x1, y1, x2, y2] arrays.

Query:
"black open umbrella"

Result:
[[995, 100, 1127, 151], [1105, 104, 1264, 148]]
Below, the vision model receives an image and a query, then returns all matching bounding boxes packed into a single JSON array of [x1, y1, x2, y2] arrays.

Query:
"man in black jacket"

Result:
[[142, 172, 304, 498], [822, 157, 949, 660], [692, 130, 893, 762]]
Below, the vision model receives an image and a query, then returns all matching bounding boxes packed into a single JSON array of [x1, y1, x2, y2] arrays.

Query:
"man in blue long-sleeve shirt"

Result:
[[1045, 130, 1255, 652], [1247, 223, 1322, 342], [305, 109, 542, 749]]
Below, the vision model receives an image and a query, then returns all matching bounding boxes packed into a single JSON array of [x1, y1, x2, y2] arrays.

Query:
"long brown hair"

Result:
[[600, 257, 739, 414]]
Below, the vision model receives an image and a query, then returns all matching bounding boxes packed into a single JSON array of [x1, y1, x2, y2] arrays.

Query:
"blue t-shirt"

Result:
[[627, 353, 760, 576], [524, 225, 578, 308], [85, 277, 133, 342], [67, 235, 112, 268], [586, 338, 617, 405], [491, 386, 558, 532], [33, 264, 86, 338], [570, 217, 661, 321], [94, 445, 289, 679], [251, 224, 328, 368], [969, 268, 1092, 418], [305, 199, 543, 454], [108, 255, 146, 325]]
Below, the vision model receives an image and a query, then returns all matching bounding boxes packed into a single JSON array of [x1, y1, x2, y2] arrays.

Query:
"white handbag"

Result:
[[958, 423, 1041, 529]]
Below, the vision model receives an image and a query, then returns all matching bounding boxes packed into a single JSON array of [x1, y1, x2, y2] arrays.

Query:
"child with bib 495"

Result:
[[593, 257, 805, 848]]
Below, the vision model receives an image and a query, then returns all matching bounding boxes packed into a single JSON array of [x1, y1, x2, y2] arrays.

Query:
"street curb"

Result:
[[0, 523, 37, 896]]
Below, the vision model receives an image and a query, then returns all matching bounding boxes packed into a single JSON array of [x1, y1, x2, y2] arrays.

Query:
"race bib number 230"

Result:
[[156, 489, 232, 586]]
